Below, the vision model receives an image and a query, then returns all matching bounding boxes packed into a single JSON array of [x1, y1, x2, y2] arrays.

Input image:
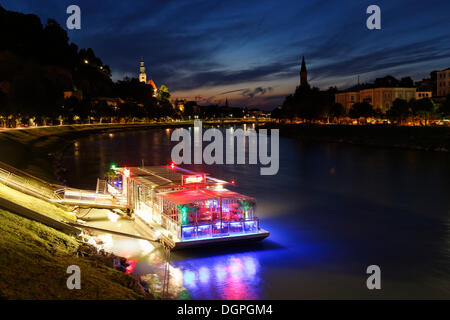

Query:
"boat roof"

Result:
[[130, 166, 184, 188], [118, 165, 227, 188], [159, 188, 254, 205]]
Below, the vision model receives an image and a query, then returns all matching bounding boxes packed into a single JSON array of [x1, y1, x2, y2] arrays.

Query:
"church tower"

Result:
[[300, 55, 308, 87], [139, 58, 147, 83]]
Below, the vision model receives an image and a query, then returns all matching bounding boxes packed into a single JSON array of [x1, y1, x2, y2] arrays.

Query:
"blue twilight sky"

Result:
[[3, 0, 450, 109]]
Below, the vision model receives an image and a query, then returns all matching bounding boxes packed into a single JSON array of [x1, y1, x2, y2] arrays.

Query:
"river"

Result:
[[61, 125, 450, 299]]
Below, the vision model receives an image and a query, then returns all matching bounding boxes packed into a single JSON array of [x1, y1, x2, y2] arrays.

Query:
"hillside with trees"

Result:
[[0, 6, 192, 127]]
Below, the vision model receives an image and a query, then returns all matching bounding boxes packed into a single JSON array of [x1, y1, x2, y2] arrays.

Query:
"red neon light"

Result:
[[123, 168, 130, 178], [125, 258, 137, 274], [170, 162, 175, 169], [230, 180, 236, 184], [182, 174, 205, 185]]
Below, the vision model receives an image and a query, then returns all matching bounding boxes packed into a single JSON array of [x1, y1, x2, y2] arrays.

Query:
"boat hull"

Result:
[[172, 229, 270, 250]]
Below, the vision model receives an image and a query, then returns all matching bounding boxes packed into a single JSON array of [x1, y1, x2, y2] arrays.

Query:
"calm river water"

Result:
[[62, 126, 450, 299]]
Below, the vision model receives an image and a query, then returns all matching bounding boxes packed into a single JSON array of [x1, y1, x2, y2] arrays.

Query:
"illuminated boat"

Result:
[[106, 165, 269, 249]]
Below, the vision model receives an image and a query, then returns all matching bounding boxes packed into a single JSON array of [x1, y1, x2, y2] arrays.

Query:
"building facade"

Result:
[[139, 59, 147, 83], [334, 91, 360, 112], [437, 68, 450, 97], [416, 90, 432, 100], [138, 59, 158, 97], [335, 87, 416, 113]]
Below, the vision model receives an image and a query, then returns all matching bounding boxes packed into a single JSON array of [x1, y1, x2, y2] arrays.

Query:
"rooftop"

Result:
[[118, 165, 228, 189], [159, 188, 253, 205]]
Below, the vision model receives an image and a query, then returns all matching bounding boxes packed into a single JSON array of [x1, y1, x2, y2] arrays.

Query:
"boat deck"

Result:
[[173, 229, 270, 249]]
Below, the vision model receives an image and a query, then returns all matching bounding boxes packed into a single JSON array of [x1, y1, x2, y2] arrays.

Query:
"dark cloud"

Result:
[[242, 87, 273, 98], [166, 61, 296, 91]]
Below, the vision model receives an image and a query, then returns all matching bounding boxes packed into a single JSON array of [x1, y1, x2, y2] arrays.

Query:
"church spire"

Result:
[[139, 58, 147, 83], [300, 55, 308, 86]]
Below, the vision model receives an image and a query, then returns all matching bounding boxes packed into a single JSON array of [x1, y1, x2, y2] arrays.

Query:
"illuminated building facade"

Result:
[[139, 59, 147, 83], [334, 91, 360, 112], [335, 87, 416, 113], [416, 90, 432, 100], [139, 59, 158, 97], [437, 68, 450, 97]]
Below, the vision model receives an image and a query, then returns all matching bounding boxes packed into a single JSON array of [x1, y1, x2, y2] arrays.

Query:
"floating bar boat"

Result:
[[106, 164, 269, 249]]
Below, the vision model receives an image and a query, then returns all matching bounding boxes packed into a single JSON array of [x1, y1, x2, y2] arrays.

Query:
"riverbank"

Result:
[[0, 123, 185, 183], [264, 123, 450, 152], [0, 208, 153, 299], [0, 120, 266, 183], [0, 166, 153, 299], [0, 122, 203, 300]]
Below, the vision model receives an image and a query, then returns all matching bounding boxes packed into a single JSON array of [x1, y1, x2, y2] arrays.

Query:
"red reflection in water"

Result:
[[223, 274, 257, 300], [125, 258, 137, 274]]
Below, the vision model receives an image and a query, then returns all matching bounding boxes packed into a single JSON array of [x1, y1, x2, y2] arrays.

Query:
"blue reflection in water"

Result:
[[198, 267, 210, 284], [176, 253, 262, 300], [183, 270, 197, 289]]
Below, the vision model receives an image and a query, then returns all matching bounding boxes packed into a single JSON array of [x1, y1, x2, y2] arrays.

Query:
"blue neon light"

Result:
[[181, 220, 260, 242], [181, 230, 261, 242]]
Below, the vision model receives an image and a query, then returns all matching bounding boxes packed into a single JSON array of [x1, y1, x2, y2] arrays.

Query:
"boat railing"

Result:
[[181, 217, 260, 240]]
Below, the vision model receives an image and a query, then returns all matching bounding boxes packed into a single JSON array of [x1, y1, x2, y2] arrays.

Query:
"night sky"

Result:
[[3, 0, 450, 110]]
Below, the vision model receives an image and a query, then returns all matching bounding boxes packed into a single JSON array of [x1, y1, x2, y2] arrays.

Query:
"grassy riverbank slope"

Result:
[[0, 209, 150, 299], [266, 123, 450, 151]]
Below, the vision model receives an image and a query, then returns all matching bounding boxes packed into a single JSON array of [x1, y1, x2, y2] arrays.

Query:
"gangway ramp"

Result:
[[54, 188, 128, 210]]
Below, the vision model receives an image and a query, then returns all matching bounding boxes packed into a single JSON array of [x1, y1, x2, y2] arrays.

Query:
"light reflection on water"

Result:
[[62, 127, 450, 299], [102, 234, 263, 299], [175, 254, 261, 300]]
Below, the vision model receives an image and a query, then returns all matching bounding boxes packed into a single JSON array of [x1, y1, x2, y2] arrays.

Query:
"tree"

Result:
[[349, 102, 374, 119], [271, 107, 284, 122], [329, 103, 345, 122], [438, 94, 450, 119], [386, 98, 410, 124], [157, 85, 171, 102], [411, 98, 436, 125], [399, 77, 414, 87], [183, 101, 197, 118]]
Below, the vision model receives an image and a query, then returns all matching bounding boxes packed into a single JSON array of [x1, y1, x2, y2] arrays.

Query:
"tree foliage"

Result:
[[349, 102, 375, 118], [386, 98, 410, 123]]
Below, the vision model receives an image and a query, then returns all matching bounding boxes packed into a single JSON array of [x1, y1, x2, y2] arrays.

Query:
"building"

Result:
[[139, 59, 147, 83], [416, 90, 432, 100], [92, 97, 125, 107], [334, 91, 360, 112], [63, 90, 83, 100], [139, 59, 158, 97], [300, 55, 308, 87], [360, 88, 416, 112], [437, 68, 450, 97], [415, 71, 437, 97], [335, 87, 416, 113]]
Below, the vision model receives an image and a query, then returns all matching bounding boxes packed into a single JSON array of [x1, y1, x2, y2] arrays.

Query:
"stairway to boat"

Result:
[[53, 187, 128, 209], [0, 161, 63, 202], [0, 161, 127, 210]]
